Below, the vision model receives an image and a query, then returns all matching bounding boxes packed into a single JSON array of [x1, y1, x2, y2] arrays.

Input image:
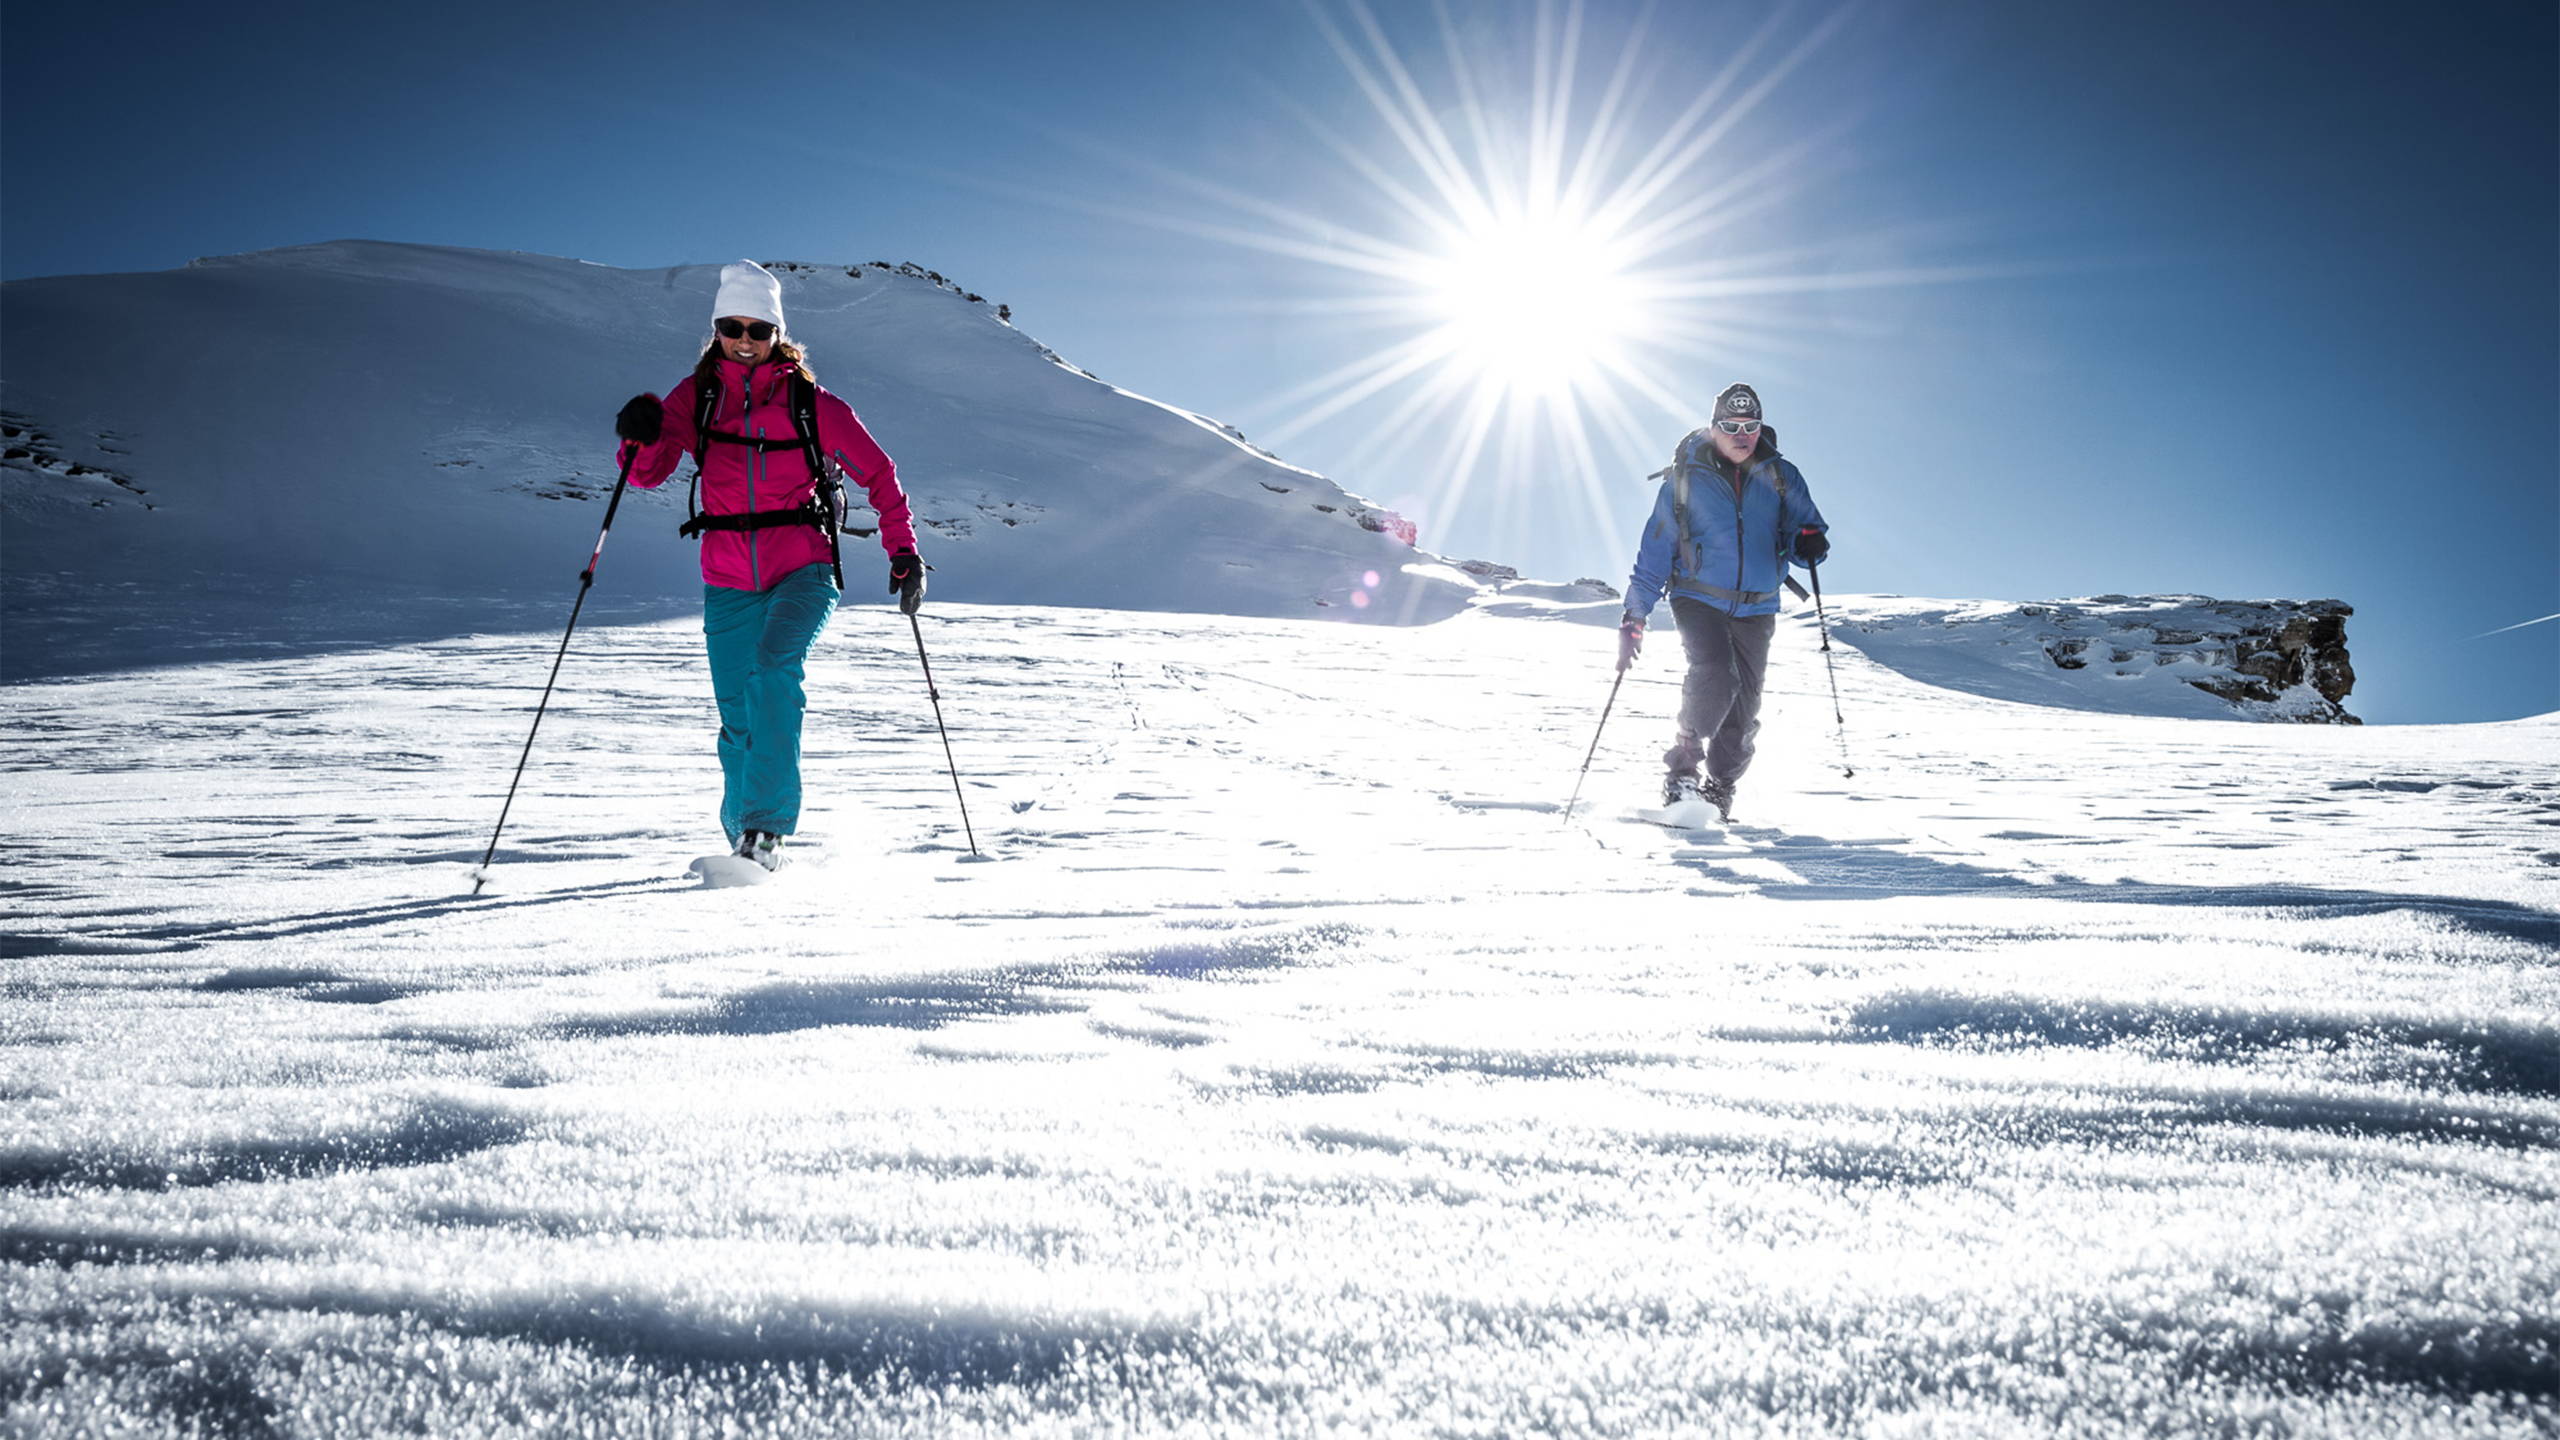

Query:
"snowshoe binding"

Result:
[[1701, 778, 1735, 825], [735, 829, 784, 873]]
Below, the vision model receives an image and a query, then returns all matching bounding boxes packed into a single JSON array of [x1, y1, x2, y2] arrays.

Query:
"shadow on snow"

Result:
[[1687, 828, 2560, 951]]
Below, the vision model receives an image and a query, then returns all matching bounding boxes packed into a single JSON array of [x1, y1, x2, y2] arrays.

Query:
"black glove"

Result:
[[1617, 614, 1644, 672], [615, 394, 663, 445], [889, 551, 926, 616], [1795, 525, 1830, 566]]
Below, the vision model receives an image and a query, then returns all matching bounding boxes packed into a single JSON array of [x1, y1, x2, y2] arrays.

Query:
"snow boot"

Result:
[[1702, 778, 1736, 824], [1661, 735, 1705, 807], [735, 829, 784, 872]]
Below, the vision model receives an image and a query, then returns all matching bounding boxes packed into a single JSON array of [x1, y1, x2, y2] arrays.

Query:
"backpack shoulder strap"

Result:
[[684, 371, 722, 528], [1758, 455, 1798, 593], [1671, 431, 1702, 582], [789, 372, 826, 482], [790, 371, 846, 588], [1673, 466, 1690, 578]]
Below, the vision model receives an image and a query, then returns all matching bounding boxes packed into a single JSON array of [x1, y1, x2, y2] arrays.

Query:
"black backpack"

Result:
[[676, 369, 844, 587]]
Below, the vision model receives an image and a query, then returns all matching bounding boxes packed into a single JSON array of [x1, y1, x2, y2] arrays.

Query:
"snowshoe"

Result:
[[1640, 772, 1719, 830], [688, 830, 784, 888]]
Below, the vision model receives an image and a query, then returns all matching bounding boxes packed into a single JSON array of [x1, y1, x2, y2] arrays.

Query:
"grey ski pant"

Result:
[[1667, 597, 1776, 785]]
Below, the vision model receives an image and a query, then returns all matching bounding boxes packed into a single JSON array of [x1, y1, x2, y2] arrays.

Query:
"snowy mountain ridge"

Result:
[[0, 240, 1615, 678], [3, 240, 2363, 726]]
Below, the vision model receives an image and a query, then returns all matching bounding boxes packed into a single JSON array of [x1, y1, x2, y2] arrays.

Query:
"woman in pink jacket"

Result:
[[613, 260, 922, 872]]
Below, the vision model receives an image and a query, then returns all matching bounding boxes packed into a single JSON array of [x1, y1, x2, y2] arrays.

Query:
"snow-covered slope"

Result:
[[0, 241, 1612, 678], [2, 605, 2554, 1435]]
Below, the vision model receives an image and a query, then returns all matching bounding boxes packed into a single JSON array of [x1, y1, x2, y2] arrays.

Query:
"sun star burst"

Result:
[[1022, 0, 2004, 578], [1424, 210, 1645, 400]]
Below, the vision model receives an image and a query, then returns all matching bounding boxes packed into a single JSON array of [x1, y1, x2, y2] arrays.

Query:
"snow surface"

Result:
[[5, 602, 2556, 1436]]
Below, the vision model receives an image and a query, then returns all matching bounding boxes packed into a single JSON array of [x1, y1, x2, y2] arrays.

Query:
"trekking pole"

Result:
[[1562, 664, 1630, 825], [471, 447, 638, 893], [1807, 564, 1855, 779], [907, 611, 981, 858]]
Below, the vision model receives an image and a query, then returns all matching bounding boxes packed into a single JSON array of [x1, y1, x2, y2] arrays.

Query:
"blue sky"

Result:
[[6, 0, 2552, 722]]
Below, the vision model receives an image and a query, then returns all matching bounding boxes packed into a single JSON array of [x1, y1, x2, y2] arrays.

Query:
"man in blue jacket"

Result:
[[1618, 383, 1831, 821]]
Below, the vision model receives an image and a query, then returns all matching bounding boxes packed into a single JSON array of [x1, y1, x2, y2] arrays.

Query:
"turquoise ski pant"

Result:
[[703, 563, 837, 844]]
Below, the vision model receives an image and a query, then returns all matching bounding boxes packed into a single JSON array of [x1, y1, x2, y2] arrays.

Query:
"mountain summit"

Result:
[[2, 241, 1612, 677]]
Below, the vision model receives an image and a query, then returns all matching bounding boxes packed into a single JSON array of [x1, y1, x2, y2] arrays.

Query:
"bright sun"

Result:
[[1118, 0, 1967, 568], [1425, 213, 1642, 396]]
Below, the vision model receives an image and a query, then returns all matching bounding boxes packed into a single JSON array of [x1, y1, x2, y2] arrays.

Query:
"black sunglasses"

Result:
[[715, 319, 777, 342]]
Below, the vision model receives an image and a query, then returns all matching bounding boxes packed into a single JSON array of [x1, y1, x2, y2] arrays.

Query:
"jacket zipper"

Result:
[[1730, 458, 1749, 601], [743, 364, 762, 588]]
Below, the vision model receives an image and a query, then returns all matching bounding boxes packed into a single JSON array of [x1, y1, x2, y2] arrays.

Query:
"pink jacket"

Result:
[[618, 357, 918, 592]]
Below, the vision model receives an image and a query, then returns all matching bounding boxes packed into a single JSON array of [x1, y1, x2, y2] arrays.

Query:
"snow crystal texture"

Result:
[[3, 603, 2554, 1436]]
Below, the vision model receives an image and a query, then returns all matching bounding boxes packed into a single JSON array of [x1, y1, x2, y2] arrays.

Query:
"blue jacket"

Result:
[[1625, 427, 1829, 619]]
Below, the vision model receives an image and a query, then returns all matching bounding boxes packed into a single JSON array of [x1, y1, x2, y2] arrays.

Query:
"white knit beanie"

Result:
[[712, 260, 785, 329]]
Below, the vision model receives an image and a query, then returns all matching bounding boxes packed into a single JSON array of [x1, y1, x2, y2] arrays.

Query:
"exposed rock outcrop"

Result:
[[2025, 596, 2356, 723]]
